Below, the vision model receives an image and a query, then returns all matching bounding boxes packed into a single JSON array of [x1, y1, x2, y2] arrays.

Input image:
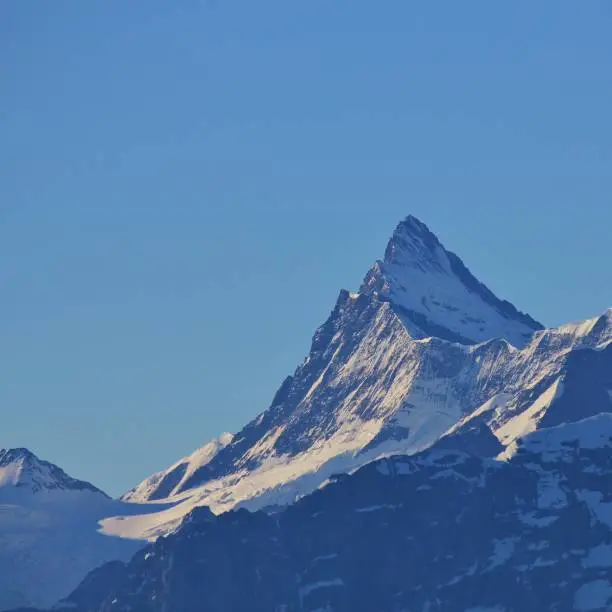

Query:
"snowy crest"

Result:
[[361, 216, 542, 346], [0, 447, 107, 498]]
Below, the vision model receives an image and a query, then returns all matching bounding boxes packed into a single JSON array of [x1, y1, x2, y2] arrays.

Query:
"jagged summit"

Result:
[[361, 215, 543, 347], [383, 215, 447, 270], [0, 447, 107, 497], [0, 447, 36, 463]]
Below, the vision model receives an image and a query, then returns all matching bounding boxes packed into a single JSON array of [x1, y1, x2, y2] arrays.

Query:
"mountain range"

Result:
[[2, 215, 610, 611], [39, 413, 612, 612]]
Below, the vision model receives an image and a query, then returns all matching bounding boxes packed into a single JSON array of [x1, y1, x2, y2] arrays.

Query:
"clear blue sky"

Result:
[[2, 1, 610, 496]]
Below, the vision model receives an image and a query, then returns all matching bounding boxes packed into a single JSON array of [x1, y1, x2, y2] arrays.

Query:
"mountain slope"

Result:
[[107, 307, 610, 542], [171, 218, 546, 502], [122, 433, 233, 502], [40, 413, 612, 612], [0, 449, 171, 611], [108, 218, 610, 542]]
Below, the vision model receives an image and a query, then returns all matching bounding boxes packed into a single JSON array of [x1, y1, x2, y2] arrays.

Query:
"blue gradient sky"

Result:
[[2, 1, 611, 495]]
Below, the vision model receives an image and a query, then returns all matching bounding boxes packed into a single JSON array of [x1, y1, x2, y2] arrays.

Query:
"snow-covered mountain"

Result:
[[109, 216, 610, 541], [122, 433, 233, 502], [3, 214, 610, 611], [0, 448, 106, 498], [37, 413, 612, 612], [0, 448, 170, 611]]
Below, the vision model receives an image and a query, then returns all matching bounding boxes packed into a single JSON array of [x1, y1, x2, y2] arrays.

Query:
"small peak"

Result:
[[218, 432, 234, 446], [589, 307, 612, 344], [0, 447, 108, 497], [397, 215, 432, 234], [184, 504, 216, 526], [0, 447, 37, 465], [595, 307, 612, 326]]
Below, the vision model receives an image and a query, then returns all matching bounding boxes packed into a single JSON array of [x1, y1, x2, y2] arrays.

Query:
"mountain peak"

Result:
[[361, 215, 543, 347], [0, 447, 108, 497], [0, 447, 36, 463], [393, 214, 436, 240], [0, 447, 43, 475], [394, 214, 432, 237], [383, 215, 447, 273]]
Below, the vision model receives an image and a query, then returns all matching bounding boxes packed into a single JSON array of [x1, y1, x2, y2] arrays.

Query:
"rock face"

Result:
[[43, 414, 612, 612]]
